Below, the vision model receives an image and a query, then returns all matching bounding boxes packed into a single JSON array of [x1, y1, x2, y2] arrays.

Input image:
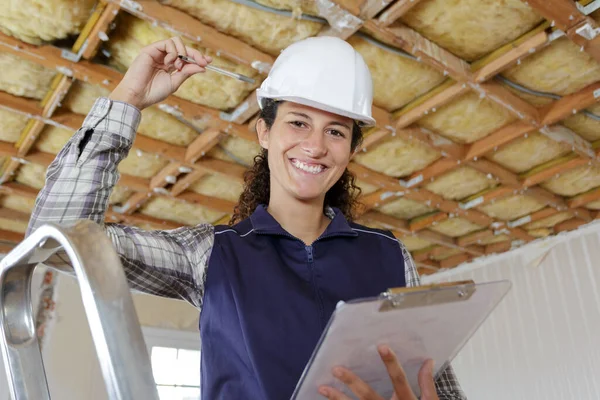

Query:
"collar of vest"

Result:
[[250, 204, 358, 239]]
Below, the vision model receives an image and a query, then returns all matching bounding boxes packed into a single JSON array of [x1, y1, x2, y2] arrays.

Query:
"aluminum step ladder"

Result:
[[0, 220, 160, 400]]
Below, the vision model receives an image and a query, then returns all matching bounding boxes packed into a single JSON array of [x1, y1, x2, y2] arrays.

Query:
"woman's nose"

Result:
[[301, 131, 327, 158]]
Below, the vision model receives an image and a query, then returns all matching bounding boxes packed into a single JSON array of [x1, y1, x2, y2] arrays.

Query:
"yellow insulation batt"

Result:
[[416, 92, 517, 144], [62, 80, 111, 114], [524, 212, 572, 230], [378, 197, 435, 220], [355, 179, 379, 196], [161, 0, 322, 55], [15, 162, 47, 190], [430, 247, 463, 261], [429, 217, 484, 237], [0, 108, 29, 143], [207, 136, 262, 167], [425, 166, 496, 201], [541, 165, 600, 197], [502, 37, 600, 96], [109, 186, 134, 206], [190, 174, 245, 202], [0, 218, 28, 234], [0, 0, 96, 44], [139, 196, 225, 226], [118, 149, 169, 179], [353, 136, 440, 177], [63, 81, 199, 146], [479, 195, 545, 221], [486, 132, 570, 173], [34, 125, 75, 154], [585, 199, 600, 210], [562, 104, 600, 142], [399, 235, 433, 252], [107, 14, 259, 111], [0, 52, 56, 99], [255, 0, 319, 14], [479, 234, 511, 245], [0, 194, 36, 214], [348, 35, 446, 111], [399, 0, 543, 61]]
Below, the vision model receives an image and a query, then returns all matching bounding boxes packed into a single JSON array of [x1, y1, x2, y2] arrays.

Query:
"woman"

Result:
[[27, 36, 465, 400]]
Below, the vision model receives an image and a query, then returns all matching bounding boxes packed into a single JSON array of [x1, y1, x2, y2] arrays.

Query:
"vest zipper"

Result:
[[305, 245, 325, 329]]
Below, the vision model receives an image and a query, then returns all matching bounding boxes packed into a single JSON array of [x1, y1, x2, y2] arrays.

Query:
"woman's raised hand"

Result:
[[108, 36, 211, 110]]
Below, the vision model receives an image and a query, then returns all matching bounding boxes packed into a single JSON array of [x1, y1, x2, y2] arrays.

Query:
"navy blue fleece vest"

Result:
[[199, 205, 406, 400]]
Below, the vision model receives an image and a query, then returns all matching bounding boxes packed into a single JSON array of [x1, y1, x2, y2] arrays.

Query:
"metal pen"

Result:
[[177, 55, 255, 84]]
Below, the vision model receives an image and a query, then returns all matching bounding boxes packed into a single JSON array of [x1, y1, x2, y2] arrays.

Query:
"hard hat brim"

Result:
[[257, 94, 376, 127]]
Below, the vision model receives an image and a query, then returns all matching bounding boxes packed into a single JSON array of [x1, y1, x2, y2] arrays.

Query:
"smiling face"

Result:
[[256, 101, 354, 205]]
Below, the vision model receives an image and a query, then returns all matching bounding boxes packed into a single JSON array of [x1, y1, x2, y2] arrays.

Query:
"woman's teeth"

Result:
[[291, 159, 324, 174]]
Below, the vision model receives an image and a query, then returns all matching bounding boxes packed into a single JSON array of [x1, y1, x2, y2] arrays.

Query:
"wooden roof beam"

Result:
[[363, 21, 471, 82], [376, 0, 425, 27]]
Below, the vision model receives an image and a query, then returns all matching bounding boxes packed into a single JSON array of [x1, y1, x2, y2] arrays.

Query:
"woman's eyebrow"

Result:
[[287, 111, 351, 129]]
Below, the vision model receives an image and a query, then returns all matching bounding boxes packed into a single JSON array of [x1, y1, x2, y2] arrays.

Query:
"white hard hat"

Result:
[[256, 36, 376, 126]]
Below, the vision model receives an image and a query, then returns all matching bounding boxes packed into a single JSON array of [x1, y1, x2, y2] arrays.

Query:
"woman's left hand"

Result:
[[318, 345, 439, 400]]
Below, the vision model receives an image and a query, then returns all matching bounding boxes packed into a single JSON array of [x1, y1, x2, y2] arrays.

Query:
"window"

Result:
[[143, 327, 202, 400]]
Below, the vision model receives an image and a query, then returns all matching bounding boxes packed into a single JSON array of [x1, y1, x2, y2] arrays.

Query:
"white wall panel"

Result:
[[424, 224, 600, 399]]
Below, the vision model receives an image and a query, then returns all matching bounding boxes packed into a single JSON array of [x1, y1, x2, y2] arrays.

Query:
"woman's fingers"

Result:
[[185, 46, 211, 67], [319, 385, 354, 400], [378, 345, 416, 400], [417, 360, 438, 400], [331, 367, 384, 400]]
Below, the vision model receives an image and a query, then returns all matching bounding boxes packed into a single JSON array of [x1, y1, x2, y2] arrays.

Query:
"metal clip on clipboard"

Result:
[[379, 280, 476, 312], [291, 279, 511, 400]]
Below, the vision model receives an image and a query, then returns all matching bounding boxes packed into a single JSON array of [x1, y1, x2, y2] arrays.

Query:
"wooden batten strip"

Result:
[[114, 191, 152, 215], [485, 240, 511, 255], [377, 0, 425, 27], [522, 0, 586, 32], [185, 128, 223, 164], [539, 125, 596, 159], [177, 191, 236, 214], [520, 155, 587, 188], [470, 81, 540, 125], [409, 212, 449, 232], [568, 186, 600, 208], [572, 208, 592, 221], [364, 21, 471, 81], [465, 121, 536, 160], [196, 157, 247, 183], [554, 217, 587, 233], [358, 189, 402, 211], [396, 127, 465, 160], [524, 186, 568, 210], [170, 169, 207, 196], [467, 159, 520, 186], [360, 210, 410, 234], [400, 158, 459, 189], [0, 228, 25, 244], [541, 82, 600, 126], [150, 162, 185, 190], [456, 229, 494, 247], [355, 129, 392, 154], [394, 82, 469, 129], [439, 253, 470, 269], [507, 207, 559, 228], [472, 27, 550, 82], [81, 2, 121, 59], [460, 186, 515, 210]]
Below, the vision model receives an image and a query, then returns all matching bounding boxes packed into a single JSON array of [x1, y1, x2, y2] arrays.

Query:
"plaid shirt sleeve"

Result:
[[27, 97, 214, 309], [400, 240, 467, 399]]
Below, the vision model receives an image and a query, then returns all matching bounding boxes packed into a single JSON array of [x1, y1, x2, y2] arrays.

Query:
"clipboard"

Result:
[[291, 280, 511, 399]]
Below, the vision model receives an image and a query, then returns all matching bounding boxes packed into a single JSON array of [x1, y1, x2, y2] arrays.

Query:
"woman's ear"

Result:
[[256, 118, 270, 150]]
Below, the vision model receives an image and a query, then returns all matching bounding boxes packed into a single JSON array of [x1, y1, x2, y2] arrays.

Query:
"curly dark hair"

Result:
[[229, 99, 364, 225]]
